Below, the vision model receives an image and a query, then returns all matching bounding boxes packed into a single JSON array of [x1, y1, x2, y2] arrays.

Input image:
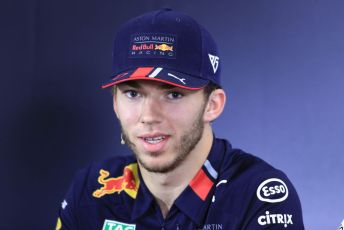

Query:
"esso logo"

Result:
[[256, 178, 289, 203]]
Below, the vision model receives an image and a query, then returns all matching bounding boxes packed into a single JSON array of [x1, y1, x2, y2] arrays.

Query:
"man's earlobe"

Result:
[[204, 89, 226, 122]]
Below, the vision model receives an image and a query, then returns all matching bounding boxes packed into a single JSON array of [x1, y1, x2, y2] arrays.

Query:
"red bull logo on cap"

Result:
[[129, 33, 176, 59], [93, 163, 140, 199], [155, 44, 173, 52]]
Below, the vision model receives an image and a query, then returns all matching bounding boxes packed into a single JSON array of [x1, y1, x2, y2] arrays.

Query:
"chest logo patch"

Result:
[[93, 163, 140, 199], [102, 219, 136, 230], [258, 211, 293, 228], [256, 178, 289, 203]]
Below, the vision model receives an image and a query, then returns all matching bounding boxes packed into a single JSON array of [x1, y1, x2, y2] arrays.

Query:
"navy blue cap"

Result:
[[102, 9, 221, 90]]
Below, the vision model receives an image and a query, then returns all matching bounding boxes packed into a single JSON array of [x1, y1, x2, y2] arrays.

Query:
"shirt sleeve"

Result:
[[56, 168, 89, 230], [241, 170, 304, 229]]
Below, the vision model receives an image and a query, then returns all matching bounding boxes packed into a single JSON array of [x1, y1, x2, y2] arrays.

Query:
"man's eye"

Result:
[[124, 90, 139, 98], [167, 92, 183, 99]]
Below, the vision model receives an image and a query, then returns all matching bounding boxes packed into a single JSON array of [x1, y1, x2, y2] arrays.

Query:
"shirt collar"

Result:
[[174, 137, 228, 226], [130, 170, 155, 221]]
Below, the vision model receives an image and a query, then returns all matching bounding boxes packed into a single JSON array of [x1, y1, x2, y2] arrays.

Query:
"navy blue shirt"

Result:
[[57, 138, 304, 229]]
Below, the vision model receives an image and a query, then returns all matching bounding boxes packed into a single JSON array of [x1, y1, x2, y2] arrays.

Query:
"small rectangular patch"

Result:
[[189, 169, 214, 201], [129, 67, 154, 79], [102, 219, 136, 230], [129, 33, 177, 59]]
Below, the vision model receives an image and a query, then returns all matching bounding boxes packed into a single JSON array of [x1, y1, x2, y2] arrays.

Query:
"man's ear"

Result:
[[112, 88, 119, 119], [203, 89, 226, 122]]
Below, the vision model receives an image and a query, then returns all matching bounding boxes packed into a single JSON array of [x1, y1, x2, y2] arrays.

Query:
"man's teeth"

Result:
[[144, 136, 165, 144]]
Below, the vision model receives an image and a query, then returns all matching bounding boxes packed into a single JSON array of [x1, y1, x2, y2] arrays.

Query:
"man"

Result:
[[57, 9, 304, 229]]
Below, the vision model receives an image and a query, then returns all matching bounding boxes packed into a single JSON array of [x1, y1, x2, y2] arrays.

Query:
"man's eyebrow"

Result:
[[118, 81, 141, 89]]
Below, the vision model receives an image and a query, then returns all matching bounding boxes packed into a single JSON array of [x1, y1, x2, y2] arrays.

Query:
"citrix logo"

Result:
[[258, 211, 293, 228]]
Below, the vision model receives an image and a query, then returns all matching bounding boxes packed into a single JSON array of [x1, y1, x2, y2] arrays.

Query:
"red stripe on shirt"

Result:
[[189, 169, 214, 201]]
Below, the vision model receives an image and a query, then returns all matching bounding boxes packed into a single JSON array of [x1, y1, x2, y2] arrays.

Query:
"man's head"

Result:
[[104, 9, 226, 173], [113, 80, 225, 173]]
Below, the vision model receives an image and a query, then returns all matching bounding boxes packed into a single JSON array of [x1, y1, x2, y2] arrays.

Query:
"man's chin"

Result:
[[137, 156, 177, 174]]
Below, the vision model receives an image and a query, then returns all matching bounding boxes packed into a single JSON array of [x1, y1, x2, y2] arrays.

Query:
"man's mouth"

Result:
[[143, 136, 166, 144]]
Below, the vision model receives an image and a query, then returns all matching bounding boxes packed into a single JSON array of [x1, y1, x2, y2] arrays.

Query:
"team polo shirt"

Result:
[[57, 138, 304, 229]]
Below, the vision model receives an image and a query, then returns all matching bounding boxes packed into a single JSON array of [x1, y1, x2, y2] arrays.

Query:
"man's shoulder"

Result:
[[213, 145, 304, 228], [221, 147, 294, 199], [58, 155, 141, 228], [213, 139, 290, 193], [221, 146, 282, 182]]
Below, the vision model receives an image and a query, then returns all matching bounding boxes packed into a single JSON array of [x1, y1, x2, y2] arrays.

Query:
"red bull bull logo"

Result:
[[155, 43, 173, 51], [93, 163, 140, 199]]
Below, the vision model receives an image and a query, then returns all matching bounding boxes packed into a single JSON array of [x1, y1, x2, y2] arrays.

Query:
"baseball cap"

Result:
[[102, 8, 221, 90]]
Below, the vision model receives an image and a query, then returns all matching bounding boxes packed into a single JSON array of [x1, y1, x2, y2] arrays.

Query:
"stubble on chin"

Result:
[[121, 120, 204, 173]]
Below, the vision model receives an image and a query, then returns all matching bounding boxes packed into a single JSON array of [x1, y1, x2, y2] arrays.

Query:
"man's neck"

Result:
[[139, 126, 213, 219]]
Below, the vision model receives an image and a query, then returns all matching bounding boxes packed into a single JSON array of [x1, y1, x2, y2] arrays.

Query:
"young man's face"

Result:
[[113, 80, 209, 173]]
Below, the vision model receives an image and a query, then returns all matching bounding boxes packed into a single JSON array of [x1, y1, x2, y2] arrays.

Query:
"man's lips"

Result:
[[138, 133, 170, 144], [142, 136, 166, 144], [138, 133, 170, 152]]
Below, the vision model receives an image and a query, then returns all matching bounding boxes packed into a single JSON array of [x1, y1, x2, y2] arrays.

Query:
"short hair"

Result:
[[203, 82, 221, 101]]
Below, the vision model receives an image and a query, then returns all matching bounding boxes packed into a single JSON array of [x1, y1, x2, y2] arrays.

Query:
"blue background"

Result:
[[1, 0, 343, 229]]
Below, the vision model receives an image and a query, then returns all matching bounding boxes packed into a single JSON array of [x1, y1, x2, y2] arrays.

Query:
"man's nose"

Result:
[[139, 97, 163, 125]]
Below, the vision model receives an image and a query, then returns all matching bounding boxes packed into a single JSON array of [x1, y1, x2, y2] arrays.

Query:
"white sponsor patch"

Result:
[[258, 211, 293, 228], [256, 178, 289, 203]]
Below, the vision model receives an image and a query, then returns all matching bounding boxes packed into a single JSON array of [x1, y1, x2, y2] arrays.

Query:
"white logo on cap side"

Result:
[[208, 54, 219, 74]]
